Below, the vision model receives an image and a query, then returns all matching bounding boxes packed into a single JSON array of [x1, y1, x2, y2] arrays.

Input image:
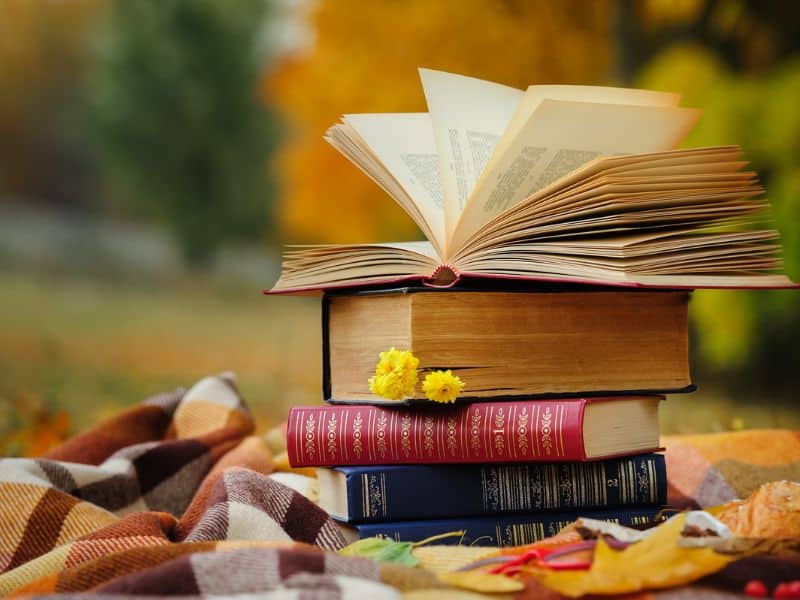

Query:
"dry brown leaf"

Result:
[[715, 480, 800, 538]]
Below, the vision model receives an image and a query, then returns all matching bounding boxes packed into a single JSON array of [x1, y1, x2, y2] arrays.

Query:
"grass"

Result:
[[1, 267, 797, 456], [0, 268, 320, 454]]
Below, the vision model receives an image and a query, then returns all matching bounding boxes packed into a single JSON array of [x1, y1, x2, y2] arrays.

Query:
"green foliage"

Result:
[[638, 44, 800, 395], [88, 0, 279, 265], [339, 537, 419, 566]]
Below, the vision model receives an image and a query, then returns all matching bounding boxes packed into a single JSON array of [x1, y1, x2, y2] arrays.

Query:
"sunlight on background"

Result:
[[1, 0, 799, 455]]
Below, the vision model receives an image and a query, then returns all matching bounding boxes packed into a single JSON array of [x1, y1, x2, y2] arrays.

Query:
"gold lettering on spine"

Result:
[[533, 405, 540, 456], [352, 413, 363, 459], [469, 408, 483, 458], [557, 404, 566, 457], [540, 406, 553, 457], [304, 413, 316, 461], [493, 407, 506, 456], [517, 407, 529, 457]]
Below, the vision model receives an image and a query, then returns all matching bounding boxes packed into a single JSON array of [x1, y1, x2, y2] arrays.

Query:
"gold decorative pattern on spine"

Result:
[[352, 412, 363, 459], [540, 406, 553, 457], [304, 413, 316, 460], [375, 413, 388, 459]]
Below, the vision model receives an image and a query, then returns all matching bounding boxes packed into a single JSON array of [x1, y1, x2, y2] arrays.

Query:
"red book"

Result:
[[287, 396, 662, 467]]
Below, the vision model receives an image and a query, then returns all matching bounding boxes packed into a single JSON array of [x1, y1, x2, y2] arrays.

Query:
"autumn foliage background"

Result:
[[2, 0, 799, 455]]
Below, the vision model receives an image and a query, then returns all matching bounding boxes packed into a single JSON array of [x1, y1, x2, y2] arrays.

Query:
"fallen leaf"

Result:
[[535, 513, 735, 596], [339, 537, 418, 566], [439, 570, 525, 593], [715, 480, 800, 538]]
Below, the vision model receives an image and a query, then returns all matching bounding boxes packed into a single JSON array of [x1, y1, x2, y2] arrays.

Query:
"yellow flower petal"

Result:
[[422, 370, 465, 403], [370, 348, 419, 400]]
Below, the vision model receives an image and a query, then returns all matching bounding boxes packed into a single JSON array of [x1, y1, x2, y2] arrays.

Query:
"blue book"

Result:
[[318, 454, 666, 523], [349, 506, 664, 547]]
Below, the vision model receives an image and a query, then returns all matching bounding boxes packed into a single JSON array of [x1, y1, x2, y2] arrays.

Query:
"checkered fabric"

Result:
[[0, 374, 353, 596], [663, 430, 800, 509]]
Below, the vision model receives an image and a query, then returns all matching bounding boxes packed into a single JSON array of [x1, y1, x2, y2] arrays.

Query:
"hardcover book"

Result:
[[318, 453, 667, 523], [347, 506, 665, 546], [287, 396, 662, 467], [268, 69, 795, 294], [324, 286, 691, 402]]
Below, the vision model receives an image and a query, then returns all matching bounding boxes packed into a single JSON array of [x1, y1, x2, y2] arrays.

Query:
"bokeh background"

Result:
[[2, 0, 799, 456]]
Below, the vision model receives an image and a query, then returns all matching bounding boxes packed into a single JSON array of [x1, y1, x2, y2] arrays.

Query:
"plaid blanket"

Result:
[[0, 374, 411, 597], [1, 373, 797, 598], [663, 429, 800, 509]]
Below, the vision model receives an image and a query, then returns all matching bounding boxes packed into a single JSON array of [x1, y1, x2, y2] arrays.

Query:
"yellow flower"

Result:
[[422, 370, 465, 404], [369, 347, 419, 400]]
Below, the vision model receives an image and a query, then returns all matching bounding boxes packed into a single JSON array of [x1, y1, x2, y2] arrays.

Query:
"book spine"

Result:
[[354, 506, 664, 547], [342, 454, 667, 522], [287, 399, 586, 467]]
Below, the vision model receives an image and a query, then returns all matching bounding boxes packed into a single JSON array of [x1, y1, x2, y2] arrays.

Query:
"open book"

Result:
[[270, 68, 795, 292]]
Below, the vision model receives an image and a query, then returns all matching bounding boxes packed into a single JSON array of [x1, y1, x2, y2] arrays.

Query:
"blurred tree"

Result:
[[90, 0, 280, 265], [0, 0, 104, 207], [630, 1, 800, 400], [268, 0, 612, 244]]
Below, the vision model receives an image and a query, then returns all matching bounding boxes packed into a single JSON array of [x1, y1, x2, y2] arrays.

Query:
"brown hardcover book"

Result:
[[324, 287, 691, 403]]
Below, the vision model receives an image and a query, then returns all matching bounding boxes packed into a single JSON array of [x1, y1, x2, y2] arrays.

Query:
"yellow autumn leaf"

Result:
[[536, 513, 735, 597], [438, 570, 525, 593]]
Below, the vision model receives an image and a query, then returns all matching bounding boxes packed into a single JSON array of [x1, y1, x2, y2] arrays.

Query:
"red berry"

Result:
[[744, 580, 768, 597], [772, 582, 800, 598]]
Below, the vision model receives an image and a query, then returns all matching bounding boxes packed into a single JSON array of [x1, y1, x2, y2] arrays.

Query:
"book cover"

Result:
[[319, 453, 667, 523], [322, 286, 694, 403], [350, 506, 665, 546], [287, 396, 662, 467]]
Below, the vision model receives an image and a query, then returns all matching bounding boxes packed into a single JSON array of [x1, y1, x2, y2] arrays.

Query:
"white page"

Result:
[[342, 113, 445, 254], [481, 85, 681, 183], [451, 99, 701, 251], [419, 68, 523, 249]]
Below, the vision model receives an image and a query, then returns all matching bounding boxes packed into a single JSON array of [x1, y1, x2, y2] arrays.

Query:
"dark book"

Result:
[[321, 287, 693, 404], [287, 396, 662, 466], [346, 506, 665, 547], [318, 454, 666, 523]]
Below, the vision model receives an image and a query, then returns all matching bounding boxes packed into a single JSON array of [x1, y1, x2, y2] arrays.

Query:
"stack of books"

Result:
[[268, 69, 794, 546], [285, 286, 679, 545]]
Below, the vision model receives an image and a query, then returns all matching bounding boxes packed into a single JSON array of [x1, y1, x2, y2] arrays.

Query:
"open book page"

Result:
[[450, 100, 701, 252], [419, 68, 523, 249], [326, 119, 443, 257], [481, 85, 680, 183], [454, 148, 746, 254], [341, 114, 446, 254], [272, 241, 439, 292], [454, 225, 790, 289]]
